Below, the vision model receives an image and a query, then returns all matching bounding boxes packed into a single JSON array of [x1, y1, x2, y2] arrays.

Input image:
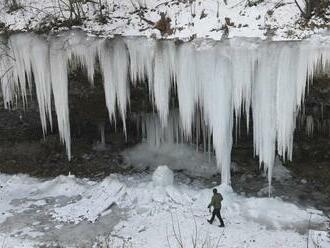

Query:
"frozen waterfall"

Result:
[[1, 31, 330, 185]]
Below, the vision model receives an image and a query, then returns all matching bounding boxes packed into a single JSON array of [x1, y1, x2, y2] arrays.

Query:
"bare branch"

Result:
[[295, 0, 307, 18], [0, 66, 13, 81]]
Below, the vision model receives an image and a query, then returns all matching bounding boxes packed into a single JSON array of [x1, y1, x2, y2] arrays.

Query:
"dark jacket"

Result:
[[208, 192, 223, 209]]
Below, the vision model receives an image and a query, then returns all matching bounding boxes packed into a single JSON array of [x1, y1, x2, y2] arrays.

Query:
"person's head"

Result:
[[213, 188, 217, 194]]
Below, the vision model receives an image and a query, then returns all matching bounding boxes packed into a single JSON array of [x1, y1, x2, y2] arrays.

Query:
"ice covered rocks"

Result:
[[152, 165, 174, 187]]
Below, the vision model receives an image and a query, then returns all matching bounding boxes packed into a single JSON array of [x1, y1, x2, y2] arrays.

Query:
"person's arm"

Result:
[[219, 193, 223, 201], [208, 196, 214, 208]]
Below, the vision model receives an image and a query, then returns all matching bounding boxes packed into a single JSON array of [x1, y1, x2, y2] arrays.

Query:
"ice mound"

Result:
[[53, 178, 126, 223], [152, 165, 174, 187]]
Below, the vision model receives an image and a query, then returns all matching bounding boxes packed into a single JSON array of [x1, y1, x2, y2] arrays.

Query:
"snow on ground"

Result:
[[0, 0, 328, 41], [309, 230, 330, 248], [0, 167, 329, 248]]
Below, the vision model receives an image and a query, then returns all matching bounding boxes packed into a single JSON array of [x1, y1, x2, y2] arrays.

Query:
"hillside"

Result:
[[0, 0, 329, 40]]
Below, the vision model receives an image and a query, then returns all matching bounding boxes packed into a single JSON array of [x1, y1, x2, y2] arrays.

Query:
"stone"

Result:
[[301, 179, 307, 184]]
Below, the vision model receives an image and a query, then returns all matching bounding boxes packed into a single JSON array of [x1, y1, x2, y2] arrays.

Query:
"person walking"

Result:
[[207, 188, 225, 227]]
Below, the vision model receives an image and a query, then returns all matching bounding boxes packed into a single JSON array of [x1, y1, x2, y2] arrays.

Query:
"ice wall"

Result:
[[1, 31, 330, 185]]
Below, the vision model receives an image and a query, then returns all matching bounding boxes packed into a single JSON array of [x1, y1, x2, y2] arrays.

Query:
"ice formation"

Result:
[[152, 165, 174, 187], [297, 112, 330, 138], [306, 115, 314, 137], [139, 111, 184, 146], [1, 31, 330, 184]]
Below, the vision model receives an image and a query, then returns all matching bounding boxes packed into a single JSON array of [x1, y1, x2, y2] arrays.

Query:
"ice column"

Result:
[[50, 37, 71, 159], [175, 43, 199, 137], [30, 36, 53, 134], [98, 38, 130, 133], [67, 32, 97, 85], [153, 41, 176, 125], [198, 45, 233, 184]]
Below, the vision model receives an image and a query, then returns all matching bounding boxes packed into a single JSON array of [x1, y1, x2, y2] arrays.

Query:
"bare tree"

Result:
[[4, 0, 22, 12], [167, 212, 223, 248], [56, 0, 87, 24], [56, 0, 110, 24], [295, 0, 328, 19]]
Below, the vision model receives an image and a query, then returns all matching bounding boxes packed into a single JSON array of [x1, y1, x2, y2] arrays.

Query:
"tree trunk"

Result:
[[298, 0, 323, 19], [311, 0, 321, 16]]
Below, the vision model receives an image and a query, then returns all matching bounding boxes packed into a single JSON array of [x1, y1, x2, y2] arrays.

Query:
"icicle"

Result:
[[230, 38, 255, 134], [8, 34, 34, 107], [125, 37, 155, 87], [175, 43, 198, 137], [30, 35, 53, 134], [98, 39, 117, 123], [97, 38, 130, 134], [67, 31, 97, 86], [198, 45, 233, 185], [202, 116, 207, 153], [3, 34, 53, 135], [252, 43, 279, 186], [139, 111, 183, 146], [112, 39, 130, 135], [196, 109, 200, 152], [98, 122, 106, 146], [275, 43, 301, 162], [306, 115, 314, 137], [153, 41, 176, 125], [50, 37, 71, 159]]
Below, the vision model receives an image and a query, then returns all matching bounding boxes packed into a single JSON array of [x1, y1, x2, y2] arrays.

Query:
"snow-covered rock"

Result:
[[301, 179, 308, 184]]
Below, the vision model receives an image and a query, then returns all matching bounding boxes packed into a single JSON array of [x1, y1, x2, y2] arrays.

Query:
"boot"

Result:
[[207, 219, 212, 224]]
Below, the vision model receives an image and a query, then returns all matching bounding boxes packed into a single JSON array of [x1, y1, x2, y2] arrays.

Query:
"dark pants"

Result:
[[210, 208, 224, 226]]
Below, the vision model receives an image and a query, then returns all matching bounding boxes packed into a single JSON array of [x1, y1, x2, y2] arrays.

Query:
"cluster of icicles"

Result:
[[300, 115, 330, 137], [296, 103, 330, 138], [136, 110, 214, 156], [1, 31, 330, 185]]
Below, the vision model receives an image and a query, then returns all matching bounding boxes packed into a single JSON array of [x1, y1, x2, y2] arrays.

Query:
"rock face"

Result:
[[152, 165, 174, 187], [0, 67, 142, 178], [290, 74, 330, 197]]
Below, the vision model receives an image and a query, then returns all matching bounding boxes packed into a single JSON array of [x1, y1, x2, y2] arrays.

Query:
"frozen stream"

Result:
[[0, 163, 329, 248]]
